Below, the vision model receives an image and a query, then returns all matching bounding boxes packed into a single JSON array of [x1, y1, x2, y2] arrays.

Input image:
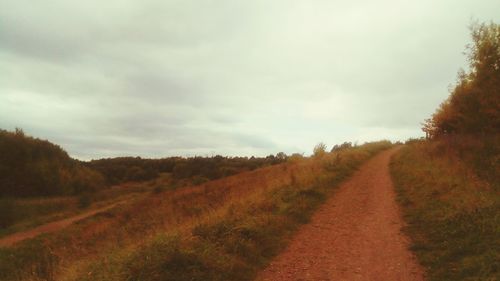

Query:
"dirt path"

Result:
[[256, 148, 425, 281], [0, 202, 123, 247]]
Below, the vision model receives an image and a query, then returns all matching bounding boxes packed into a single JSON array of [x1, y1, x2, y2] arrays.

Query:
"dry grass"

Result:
[[0, 141, 392, 281], [0, 179, 164, 238], [391, 140, 500, 280]]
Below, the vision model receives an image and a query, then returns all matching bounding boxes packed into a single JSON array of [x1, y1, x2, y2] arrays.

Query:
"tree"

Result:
[[313, 142, 327, 157], [276, 152, 288, 161], [330, 141, 353, 152], [423, 22, 500, 138]]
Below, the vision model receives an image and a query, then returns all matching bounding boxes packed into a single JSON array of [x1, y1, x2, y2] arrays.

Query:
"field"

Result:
[[0, 141, 391, 281]]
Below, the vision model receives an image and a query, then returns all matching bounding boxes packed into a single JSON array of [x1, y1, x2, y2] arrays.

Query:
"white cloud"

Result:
[[1, 0, 499, 159]]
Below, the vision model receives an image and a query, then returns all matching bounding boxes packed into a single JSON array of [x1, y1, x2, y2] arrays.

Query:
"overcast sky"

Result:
[[1, 0, 499, 160]]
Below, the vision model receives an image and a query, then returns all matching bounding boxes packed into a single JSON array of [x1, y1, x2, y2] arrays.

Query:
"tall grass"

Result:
[[391, 140, 499, 281], [0, 141, 392, 281], [0, 180, 161, 238], [0, 197, 78, 236]]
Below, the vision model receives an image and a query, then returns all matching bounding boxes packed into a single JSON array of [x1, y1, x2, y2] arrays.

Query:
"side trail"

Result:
[[0, 201, 124, 247], [257, 148, 425, 281]]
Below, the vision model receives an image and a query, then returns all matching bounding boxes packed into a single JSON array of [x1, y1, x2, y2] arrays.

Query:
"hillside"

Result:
[[0, 129, 286, 234], [0, 141, 392, 281]]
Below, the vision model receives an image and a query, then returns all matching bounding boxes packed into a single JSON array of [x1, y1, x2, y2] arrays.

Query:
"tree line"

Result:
[[86, 153, 286, 186], [0, 128, 287, 198], [0, 128, 104, 197]]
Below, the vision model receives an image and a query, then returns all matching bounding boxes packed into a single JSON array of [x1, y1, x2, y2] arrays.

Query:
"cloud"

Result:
[[1, 0, 499, 159]]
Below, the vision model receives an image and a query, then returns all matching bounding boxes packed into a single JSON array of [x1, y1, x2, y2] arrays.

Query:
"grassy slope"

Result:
[[391, 141, 499, 281], [0, 141, 391, 281], [0, 180, 162, 238]]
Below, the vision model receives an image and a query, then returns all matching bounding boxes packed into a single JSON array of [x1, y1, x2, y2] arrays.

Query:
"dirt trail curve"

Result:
[[0, 201, 123, 247], [257, 147, 425, 281]]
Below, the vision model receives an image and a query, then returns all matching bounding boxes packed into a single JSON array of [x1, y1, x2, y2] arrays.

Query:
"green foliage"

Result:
[[391, 143, 500, 280]]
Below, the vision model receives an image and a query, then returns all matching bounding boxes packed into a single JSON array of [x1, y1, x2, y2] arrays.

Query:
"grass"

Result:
[[0, 196, 79, 236], [0, 141, 392, 281], [391, 140, 500, 281], [0, 179, 165, 238]]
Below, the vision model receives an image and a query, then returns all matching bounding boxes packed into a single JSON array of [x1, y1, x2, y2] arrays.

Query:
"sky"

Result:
[[1, 0, 499, 160]]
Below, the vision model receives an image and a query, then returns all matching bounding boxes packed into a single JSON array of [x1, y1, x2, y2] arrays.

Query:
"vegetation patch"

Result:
[[81, 141, 391, 281], [391, 142, 499, 281], [0, 141, 391, 281]]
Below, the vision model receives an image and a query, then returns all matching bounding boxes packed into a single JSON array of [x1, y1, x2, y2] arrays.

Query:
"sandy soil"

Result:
[[0, 202, 122, 247], [256, 148, 425, 281]]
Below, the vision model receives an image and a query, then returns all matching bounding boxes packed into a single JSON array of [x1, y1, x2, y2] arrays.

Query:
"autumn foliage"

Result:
[[422, 22, 499, 138], [0, 129, 104, 197], [0, 128, 287, 198], [87, 154, 285, 186]]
